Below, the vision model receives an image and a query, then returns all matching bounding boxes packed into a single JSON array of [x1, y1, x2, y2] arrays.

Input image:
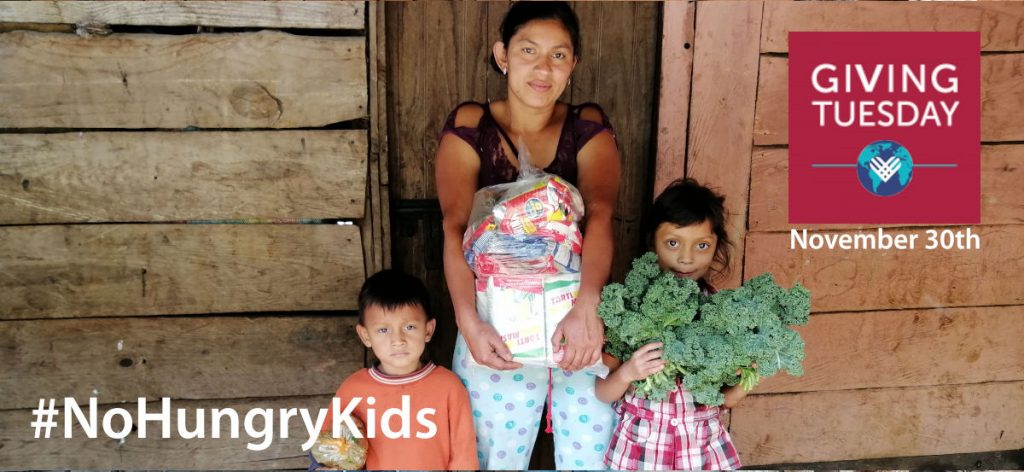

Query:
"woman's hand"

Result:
[[551, 298, 604, 372], [618, 342, 666, 382], [463, 318, 522, 371]]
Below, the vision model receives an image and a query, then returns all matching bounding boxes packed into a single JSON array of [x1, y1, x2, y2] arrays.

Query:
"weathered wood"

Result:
[[686, 1, 763, 289], [0, 21, 72, 33], [748, 145, 1024, 231], [762, 2, 1024, 53], [756, 306, 1024, 394], [654, 0, 695, 199], [364, 2, 385, 275], [0, 31, 366, 129], [565, 2, 660, 281], [0, 395, 332, 469], [732, 381, 1024, 465], [386, 1, 494, 201], [0, 224, 365, 319], [374, 1, 392, 272], [753, 54, 1024, 145], [744, 226, 1024, 312], [0, 315, 362, 410], [485, 2, 512, 107], [0, 1, 365, 29], [759, 449, 1024, 470], [0, 131, 367, 224]]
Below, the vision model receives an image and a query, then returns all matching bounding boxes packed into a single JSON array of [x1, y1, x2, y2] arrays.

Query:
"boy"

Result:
[[310, 269, 479, 470]]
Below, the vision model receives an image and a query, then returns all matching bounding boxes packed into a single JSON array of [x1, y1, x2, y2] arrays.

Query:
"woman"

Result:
[[435, 2, 621, 469]]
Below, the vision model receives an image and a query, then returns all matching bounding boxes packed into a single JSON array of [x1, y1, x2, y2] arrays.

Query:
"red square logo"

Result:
[[788, 32, 980, 224]]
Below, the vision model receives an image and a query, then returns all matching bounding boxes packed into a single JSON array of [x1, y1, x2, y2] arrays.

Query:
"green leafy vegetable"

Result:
[[598, 252, 811, 405]]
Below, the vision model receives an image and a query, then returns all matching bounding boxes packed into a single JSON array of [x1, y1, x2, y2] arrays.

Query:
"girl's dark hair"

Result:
[[357, 269, 433, 325], [490, 1, 581, 73], [645, 178, 733, 282]]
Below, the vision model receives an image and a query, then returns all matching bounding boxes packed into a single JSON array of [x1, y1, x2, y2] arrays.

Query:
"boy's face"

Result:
[[356, 304, 435, 376], [653, 220, 718, 282]]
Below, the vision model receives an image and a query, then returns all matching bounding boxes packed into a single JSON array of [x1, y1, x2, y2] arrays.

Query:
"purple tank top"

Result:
[[440, 101, 616, 189]]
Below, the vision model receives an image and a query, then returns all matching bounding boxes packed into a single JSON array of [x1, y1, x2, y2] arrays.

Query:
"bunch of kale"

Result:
[[599, 252, 811, 405]]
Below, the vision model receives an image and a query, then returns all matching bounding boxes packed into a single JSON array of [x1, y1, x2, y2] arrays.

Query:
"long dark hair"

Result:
[[645, 178, 733, 282], [490, 1, 581, 73]]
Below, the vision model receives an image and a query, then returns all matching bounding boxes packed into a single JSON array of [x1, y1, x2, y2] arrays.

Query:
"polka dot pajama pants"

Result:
[[453, 334, 616, 470]]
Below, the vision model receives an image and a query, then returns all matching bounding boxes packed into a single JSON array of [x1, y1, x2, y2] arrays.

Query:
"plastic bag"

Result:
[[310, 415, 368, 470], [463, 140, 609, 378]]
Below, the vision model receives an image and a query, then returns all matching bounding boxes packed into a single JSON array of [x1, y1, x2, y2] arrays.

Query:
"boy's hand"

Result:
[[618, 342, 665, 382], [465, 319, 522, 371]]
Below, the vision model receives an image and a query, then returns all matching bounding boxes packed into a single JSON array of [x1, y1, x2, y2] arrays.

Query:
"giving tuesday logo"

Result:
[[857, 140, 913, 196], [789, 32, 980, 224]]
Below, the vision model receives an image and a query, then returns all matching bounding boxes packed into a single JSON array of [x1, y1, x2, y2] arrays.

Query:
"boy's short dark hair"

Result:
[[357, 269, 433, 325]]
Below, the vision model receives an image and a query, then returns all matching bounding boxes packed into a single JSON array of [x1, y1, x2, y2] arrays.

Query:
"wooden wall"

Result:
[[0, 2, 377, 469], [661, 1, 1024, 466]]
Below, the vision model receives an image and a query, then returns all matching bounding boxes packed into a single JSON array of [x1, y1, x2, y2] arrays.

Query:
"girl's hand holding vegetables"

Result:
[[721, 362, 758, 409], [619, 342, 667, 382]]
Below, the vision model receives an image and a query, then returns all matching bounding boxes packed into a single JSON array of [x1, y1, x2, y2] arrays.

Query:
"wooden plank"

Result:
[[0, 224, 365, 319], [570, 2, 660, 281], [574, 1, 662, 218], [0, 1, 364, 29], [752, 56, 787, 147], [755, 306, 1024, 394], [753, 54, 1024, 145], [387, 2, 488, 200], [0, 131, 367, 224], [364, 2, 384, 275], [0, 21, 72, 33], [749, 145, 1024, 231], [376, 2, 392, 271], [762, 2, 1024, 53], [0, 31, 366, 129], [0, 395, 332, 469], [654, 0, 696, 199], [686, 1, 763, 289], [732, 382, 1024, 465], [485, 2, 512, 107], [0, 315, 362, 410], [744, 226, 1024, 312]]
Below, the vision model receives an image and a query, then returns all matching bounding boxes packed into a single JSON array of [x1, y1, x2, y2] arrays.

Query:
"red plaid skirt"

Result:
[[605, 385, 742, 470]]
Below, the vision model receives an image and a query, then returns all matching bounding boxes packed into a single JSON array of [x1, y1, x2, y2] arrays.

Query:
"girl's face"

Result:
[[653, 220, 718, 281], [494, 19, 577, 108]]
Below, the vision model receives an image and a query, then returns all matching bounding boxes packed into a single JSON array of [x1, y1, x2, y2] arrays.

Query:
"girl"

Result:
[[596, 178, 746, 470], [435, 1, 620, 469]]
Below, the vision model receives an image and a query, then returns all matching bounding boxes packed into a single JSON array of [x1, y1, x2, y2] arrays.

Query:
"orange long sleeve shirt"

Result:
[[321, 362, 479, 470]]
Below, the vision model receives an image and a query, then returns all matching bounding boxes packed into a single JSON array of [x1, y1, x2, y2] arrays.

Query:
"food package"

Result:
[[311, 415, 369, 470], [475, 275, 547, 363], [473, 273, 609, 377], [462, 175, 584, 276], [463, 141, 607, 377]]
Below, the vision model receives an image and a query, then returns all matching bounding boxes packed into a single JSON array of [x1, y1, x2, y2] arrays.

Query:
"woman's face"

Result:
[[496, 19, 577, 108]]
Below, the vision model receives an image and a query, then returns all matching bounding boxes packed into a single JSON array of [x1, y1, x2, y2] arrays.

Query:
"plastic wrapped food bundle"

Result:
[[462, 173, 584, 275], [310, 415, 368, 470], [462, 142, 607, 377]]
